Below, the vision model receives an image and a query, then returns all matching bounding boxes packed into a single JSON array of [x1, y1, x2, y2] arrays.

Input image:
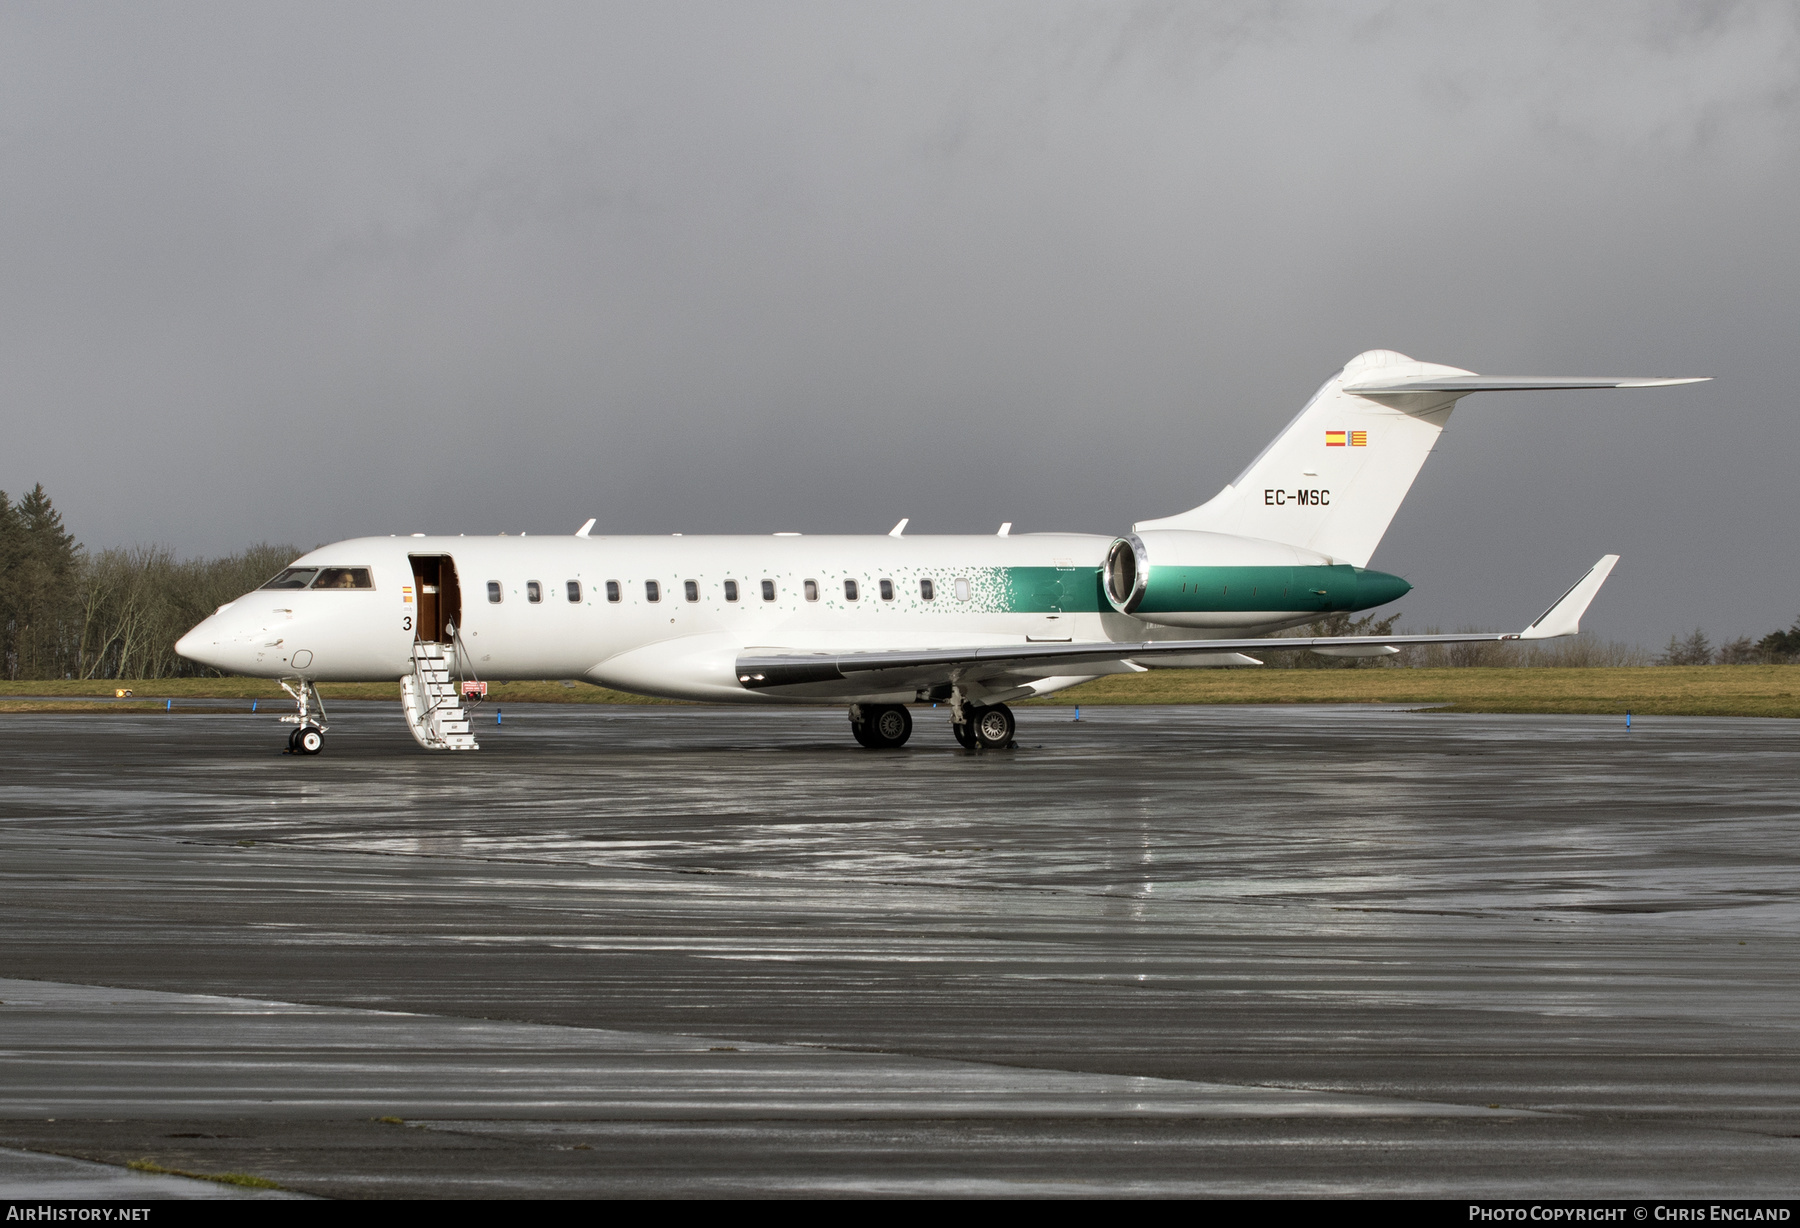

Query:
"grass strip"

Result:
[[127, 1157, 283, 1189], [0, 678, 677, 704], [1026, 665, 1800, 718], [4, 665, 1798, 717]]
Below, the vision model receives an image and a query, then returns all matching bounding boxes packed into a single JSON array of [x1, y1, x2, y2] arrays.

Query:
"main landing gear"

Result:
[[850, 703, 913, 748], [953, 702, 1015, 750], [848, 701, 1016, 750], [280, 678, 327, 755]]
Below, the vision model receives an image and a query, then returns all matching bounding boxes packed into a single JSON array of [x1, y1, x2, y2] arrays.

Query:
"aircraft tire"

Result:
[[849, 713, 875, 747], [297, 726, 324, 755], [868, 704, 912, 748], [952, 719, 978, 749], [972, 703, 1015, 749], [286, 728, 301, 753]]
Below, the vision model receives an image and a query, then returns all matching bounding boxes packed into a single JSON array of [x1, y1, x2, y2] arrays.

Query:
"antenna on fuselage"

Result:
[[575, 518, 596, 538], [997, 522, 1012, 536], [889, 519, 908, 537]]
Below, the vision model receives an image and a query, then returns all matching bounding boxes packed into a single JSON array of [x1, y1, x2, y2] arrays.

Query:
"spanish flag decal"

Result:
[[1351, 430, 1367, 447], [1325, 430, 1347, 446]]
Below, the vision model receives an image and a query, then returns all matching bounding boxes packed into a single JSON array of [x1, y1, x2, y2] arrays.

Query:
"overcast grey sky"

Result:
[[2, 1, 1795, 643]]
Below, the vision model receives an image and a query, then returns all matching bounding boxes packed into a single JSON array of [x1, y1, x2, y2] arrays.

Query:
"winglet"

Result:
[[575, 518, 596, 538], [1519, 555, 1620, 640], [889, 518, 908, 538]]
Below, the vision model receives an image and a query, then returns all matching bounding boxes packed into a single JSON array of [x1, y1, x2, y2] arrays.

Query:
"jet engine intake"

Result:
[[1104, 535, 1148, 614]]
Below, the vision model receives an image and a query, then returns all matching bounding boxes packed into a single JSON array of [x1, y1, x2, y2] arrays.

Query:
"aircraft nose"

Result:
[[175, 616, 232, 671]]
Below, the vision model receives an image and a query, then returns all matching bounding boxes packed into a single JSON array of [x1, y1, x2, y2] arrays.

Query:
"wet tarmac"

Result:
[[0, 702, 1796, 1197]]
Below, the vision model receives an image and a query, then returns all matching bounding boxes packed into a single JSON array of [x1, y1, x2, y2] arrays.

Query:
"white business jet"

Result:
[[176, 350, 1705, 754]]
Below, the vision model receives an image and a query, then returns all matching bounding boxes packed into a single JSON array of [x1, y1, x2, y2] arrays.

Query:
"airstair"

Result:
[[401, 638, 480, 751]]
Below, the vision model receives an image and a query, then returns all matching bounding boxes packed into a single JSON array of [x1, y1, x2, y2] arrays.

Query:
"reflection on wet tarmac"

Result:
[[0, 704, 1796, 1196]]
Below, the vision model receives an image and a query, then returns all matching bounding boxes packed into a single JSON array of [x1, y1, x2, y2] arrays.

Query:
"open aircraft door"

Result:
[[407, 555, 462, 643], [401, 554, 479, 751]]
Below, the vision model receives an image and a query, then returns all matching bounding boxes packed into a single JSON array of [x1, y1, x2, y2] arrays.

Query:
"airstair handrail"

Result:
[[445, 621, 484, 714]]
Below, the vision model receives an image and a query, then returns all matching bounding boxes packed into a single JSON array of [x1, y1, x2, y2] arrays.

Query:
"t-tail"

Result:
[[1135, 350, 1708, 567]]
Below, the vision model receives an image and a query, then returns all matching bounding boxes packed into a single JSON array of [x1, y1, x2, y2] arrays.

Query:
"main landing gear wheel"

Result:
[[295, 726, 324, 755], [971, 703, 1016, 749], [850, 704, 913, 749], [952, 716, 978, 749]]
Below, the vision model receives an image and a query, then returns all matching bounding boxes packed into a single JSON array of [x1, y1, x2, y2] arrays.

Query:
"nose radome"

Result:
[[175, 619, 230, 671]]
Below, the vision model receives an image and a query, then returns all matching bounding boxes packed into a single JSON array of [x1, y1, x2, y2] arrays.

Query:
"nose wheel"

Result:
[[287, 726, 324, 755]]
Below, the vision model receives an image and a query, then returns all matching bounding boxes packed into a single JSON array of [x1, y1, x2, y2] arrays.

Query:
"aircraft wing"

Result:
[[736, 555, 1618, 693]]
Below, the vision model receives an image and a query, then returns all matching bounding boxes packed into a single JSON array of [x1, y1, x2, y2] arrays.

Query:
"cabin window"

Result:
[[486, 581, 502, 604], [527, 581, 542, 604], [803, 579, 818, 601], [724, 579, 739, 602], [646, 580, 661, 602], [954, 577, 971, 601], [844, 579, 859, 601], [567, 580, 581, 603], [311, 567, 373, 589], [684, 580, 699, 602], [879, 579, 894, 601], [761, 579, 776, 601], [606, 580, 621, 602], [920, 579, 935, 601]]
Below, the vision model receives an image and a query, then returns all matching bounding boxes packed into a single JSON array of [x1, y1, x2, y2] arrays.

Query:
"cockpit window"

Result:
[[262, 568, 319, 589], [261, 566, 374, 590], [312, 567, 373, 589]]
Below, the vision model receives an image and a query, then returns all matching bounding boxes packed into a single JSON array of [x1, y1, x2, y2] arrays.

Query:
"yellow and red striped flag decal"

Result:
[[1351, 430, 1367, 447], [1325, 430, 1347, 446]]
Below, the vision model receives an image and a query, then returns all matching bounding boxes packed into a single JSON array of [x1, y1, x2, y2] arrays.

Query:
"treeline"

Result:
[[0, 485, 297, 680]]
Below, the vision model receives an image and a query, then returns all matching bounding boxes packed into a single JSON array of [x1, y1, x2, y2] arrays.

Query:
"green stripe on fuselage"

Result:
[[996, 565, 1409, 615]]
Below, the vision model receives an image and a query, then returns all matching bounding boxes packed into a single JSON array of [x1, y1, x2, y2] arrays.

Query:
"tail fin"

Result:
[[1135, 350, 1707, 567]]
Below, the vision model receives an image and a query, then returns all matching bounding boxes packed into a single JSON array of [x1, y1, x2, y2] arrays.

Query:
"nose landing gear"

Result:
[[280, 678, 328, 755]]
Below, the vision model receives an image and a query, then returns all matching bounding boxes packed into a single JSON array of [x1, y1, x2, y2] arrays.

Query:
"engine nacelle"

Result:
[[1103, 530, 1409, 628]]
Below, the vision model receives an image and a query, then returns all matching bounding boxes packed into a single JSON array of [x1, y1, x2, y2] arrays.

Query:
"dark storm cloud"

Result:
[[2, 1, 1796, 643]]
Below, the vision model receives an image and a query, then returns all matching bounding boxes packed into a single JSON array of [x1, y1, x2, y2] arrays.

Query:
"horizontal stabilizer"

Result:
[[1518, 554, 1619, 640], [1344, 375, 1709, 394]]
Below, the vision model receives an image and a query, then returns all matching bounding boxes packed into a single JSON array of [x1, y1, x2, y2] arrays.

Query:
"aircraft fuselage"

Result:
[[176, 531, 1409, 703]]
